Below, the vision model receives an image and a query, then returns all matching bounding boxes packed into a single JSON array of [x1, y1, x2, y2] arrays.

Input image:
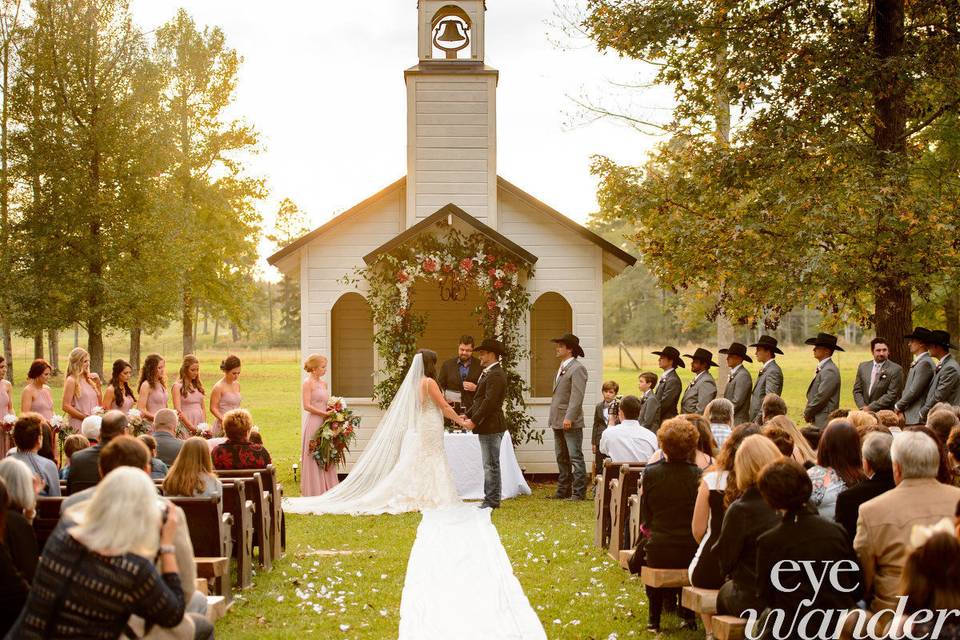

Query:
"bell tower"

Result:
[[406, 2, 498, 228]]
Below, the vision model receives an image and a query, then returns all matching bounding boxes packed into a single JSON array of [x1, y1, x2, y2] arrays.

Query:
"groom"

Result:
[[464, 338, 508, 510]]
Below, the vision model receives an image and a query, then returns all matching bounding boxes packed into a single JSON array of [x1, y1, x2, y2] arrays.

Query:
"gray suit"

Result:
[[723, 366, 753, 426], [549, 358, 588, 498], [852, 359, 903, 411], [919, 353, 960, 422], [750, 359, 784, 423], [895, 353, 936, 424], [638, 391, 660, 429], [681, 371, 717, 414], [654, 369, 682, 427], [804, 359, 841, 428]]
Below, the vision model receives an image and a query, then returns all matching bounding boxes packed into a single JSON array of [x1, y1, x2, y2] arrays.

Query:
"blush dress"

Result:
[[174, 382, 205, 430], [213, 389, 241, 437], [145, 384, 169, 421], [300, 380, 338, 497], [0, 383, 11, 458], [117, 394, 135, 414], [27, 386, 54, 421], [68, 378, 99, 430]]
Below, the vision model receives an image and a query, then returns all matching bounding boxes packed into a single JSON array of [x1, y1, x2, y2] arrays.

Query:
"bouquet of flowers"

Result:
[[127, 408, 149, 437], [196, 422, 212, 439], [175, 421, 190, 439], [309, 397, 360, 470], [1, 413, 15, 434], [50, 415, 75, 461]]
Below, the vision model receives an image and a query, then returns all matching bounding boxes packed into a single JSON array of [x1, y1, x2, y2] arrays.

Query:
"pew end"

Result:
[[714, 615, 748, 640], [640, 567, 689, 588], [681, 586, 718, 615]]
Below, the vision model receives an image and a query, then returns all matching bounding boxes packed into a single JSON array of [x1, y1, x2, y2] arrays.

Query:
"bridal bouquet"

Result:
[[1, 413, 15, 434], [50, 415, 75, 461], [196, 422, 213, 439], [309, 397, 360, 470], [127, 408, 149, 437]]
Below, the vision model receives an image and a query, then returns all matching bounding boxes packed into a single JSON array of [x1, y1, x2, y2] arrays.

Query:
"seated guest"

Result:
[[593, 380, 619, 475], [647, 414, 716, 470], [163, 437, 223, 498], [152, 408, 184, 466], [926, 409, 960, 446], [713, 435, 782, 618], [807, 420, 865, 520], [212, 408, 272, 470], [7, 468, 189, 638], [766, 415, 817, 467], [855, 430, 960, 616], [58, 434, 90, 481], [704, 398, 734, 448], [632, 417, 701, 632], [876, 409, 904, 432], [138, 434, 169, 479], [835, 432, 895, 543], [908, 424, 955, 485], [947, 427, 960, 486], [80, 413, 101, 445], [599, 395, 657, 463], [0, 458, 40, 583], [756, 459, 862, 627], [36, 422, 57, 468], [248, 430, 264, 445], [761, 423, 794, 457], [688, 424, 759, 637], [760, 393, 787, 424], [891, 528, 960, 639], [828, 408, 850, 420], [67, 409, 127, 495], [848, 410, 880, 440], [8, 413, 60, 496], [0, 478, 30, 637]]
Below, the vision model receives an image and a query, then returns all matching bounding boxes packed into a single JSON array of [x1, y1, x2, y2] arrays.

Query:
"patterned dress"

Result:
[[211, 440, 271, 470]]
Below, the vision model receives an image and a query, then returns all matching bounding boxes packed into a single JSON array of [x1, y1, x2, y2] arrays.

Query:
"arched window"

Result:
[[331, 293, 374, 398], [529, 292, 573, 398]]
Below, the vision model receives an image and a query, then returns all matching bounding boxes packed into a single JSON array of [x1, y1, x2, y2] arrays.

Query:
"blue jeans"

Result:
[[554, 427, 586, 498], [478, 432, 503, 508]]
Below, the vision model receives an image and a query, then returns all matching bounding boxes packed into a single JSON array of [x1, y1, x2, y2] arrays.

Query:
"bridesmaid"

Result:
[[101, 359, 136, 413], [62, 347, 102, 430], [173, 354, 206, 435], [0, 356, 13, 457], [21, 359, 54, 420], [137, 353, 169, 422], [300, 354, 337, 496], [210, 355, 242, 437]]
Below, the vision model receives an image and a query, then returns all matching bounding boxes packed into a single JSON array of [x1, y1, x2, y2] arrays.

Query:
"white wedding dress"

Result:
[[285, 354, 461, 515]]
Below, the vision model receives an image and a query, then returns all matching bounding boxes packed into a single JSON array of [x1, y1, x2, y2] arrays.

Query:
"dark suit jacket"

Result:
[[655, 369, 682, 426], [153, 431, 184, 467], [852, 360, 903, 411], [592, 400, 612, 447], [466, 364, 507, 435], [437, 356, 483, 410], [834, 470, 895, 542], [66, 444, 102, 495]]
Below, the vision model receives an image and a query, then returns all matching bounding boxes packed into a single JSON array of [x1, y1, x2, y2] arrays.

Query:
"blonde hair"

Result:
[[163, 437, 214, 497], [848, 410, 879, 439], [0, 457, 36, 512], [734, 434, 783, 491], [66, 347, 90, 401], [303, 353, 327, 373], [223, 408, 254, 441], [67, 467, 161, 558], [768, 415, 816, 464]]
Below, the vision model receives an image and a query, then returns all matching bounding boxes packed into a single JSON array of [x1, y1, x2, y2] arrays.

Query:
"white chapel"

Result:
[[268, 1, 635, 473]]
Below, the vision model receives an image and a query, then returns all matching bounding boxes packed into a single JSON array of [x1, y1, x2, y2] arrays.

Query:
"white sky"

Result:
[[129, 1, 672, 278]]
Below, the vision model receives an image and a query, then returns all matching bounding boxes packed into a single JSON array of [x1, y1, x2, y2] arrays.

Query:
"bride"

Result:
[[286, 349, 471, 515]]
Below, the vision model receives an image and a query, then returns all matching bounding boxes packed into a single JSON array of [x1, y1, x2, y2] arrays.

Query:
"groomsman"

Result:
[[803, 333, 843, 428], [918, 330, 960, 422], [681, 348, 718, 414], [651, 346, 683, 427], [852, 337, 904, 411], [548, 333, 588, 501], [637, 372, 660, 429], [749, 335, 784, 423], [719, 342, 753, 425], [895, 327, 936, 425]]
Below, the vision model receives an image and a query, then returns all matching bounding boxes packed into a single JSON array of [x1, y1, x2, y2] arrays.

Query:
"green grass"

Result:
[[10, 341, 875, 638]]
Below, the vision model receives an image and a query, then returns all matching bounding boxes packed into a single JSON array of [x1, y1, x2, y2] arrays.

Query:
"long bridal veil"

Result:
[[285, 353, 425, 514]]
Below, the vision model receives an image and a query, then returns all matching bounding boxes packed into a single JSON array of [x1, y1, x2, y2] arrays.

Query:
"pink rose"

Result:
[[423, 259, 438, 273]]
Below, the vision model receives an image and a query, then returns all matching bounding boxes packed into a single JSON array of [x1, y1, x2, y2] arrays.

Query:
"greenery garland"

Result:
[[343, 228, 542, 445]]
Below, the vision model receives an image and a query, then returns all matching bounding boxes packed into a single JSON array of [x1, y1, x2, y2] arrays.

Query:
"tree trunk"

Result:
[[33, 333, 43, 359], [129, 326, 141, 375], [875, 279, 912, 368], [716, 315, 734, 394], [230, 323, 239, 342], [47, 329, 59, 374], [268, 281, 274, 343], [2, 324, 10, 381], [87, 316, 104, 377], [213, 318, 219, 344], [182, 293, 194, 355], [945, 292, 959, 356], [193, 306, 199, 348], [203, 313, 208, 335]]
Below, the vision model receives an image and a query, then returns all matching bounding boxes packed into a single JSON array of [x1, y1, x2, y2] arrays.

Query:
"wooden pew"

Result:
[[594, 460, 643, 550], [221, 479, 255, 589], [33, 497, 65, 550], [168, 495, 233, 601], [217, 471, 272, 570], [640, 567, 690, 588], [607, 463, 645, 560], [682, 586, 718, 615], [216, 467, 282, 563], [714, 615, 748, 640]]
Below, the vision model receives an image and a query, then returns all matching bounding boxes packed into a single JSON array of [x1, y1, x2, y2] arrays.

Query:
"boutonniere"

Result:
[[558, 368, 567, 378], [880, 373, 888, 380]]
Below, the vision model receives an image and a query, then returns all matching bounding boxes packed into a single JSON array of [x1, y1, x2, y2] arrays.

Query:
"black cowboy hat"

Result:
[[683, 347, 719, 368], [652, 346, 685, 368], [903, 327, 933, 343], [804, 332, 845, 352], [749, 335, 784, 356], [929, 330, 958, 350], [719, 342, 753, 363], [474, 338, 506, 357], [551, 333, 585, 358]]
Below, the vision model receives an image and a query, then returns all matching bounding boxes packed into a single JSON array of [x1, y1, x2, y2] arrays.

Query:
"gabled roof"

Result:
[[362, 203, 537, 266]]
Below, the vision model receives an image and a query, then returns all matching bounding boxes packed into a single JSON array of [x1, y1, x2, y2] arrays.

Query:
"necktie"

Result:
[[870, 364, 880, 394]]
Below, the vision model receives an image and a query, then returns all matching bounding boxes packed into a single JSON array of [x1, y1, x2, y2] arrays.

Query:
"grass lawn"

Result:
[[8, 342, 874, 638]]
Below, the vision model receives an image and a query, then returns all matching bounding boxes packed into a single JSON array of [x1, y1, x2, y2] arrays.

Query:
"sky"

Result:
[[128, 0, 672, 278]]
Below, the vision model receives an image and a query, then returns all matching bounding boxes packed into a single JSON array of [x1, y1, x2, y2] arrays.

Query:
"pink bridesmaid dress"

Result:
[[68, 378, 99, 430], [213, 390, 241, 437], [118, 394, 135, 414], [146, 384, 169, 420], [0, 383, 10, 457], [300, 379, 338, 496], [28, 387, 54, 421], [177, 384, 205, 429]]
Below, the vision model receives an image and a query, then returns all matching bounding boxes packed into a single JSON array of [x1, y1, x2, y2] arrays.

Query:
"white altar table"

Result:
[[443, 432, 532, 500]]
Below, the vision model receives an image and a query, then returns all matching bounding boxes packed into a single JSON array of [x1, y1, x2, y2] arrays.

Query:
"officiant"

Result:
[[437, 335, 483, 418]]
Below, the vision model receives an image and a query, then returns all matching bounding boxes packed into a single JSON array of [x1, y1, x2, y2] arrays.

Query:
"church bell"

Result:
[[434, 19, 469, 59], [436, 19, 467, 44]]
